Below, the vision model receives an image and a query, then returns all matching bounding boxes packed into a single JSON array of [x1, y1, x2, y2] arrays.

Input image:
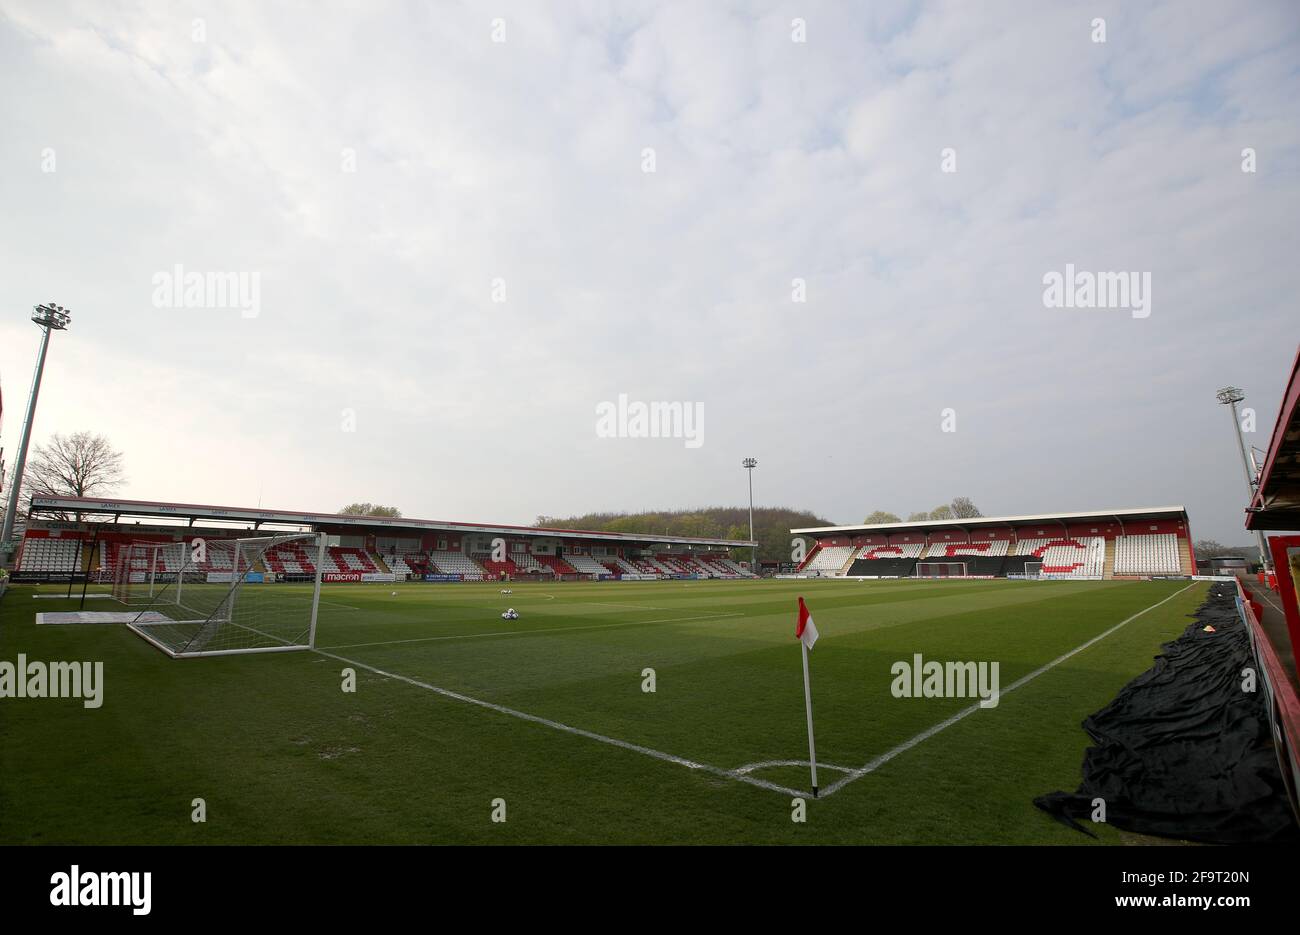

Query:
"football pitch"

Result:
[[0, 577, 1206, 845]]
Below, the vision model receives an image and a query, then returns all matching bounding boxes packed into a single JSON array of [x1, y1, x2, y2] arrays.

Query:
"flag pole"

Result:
[[801, 639, 819, 798]]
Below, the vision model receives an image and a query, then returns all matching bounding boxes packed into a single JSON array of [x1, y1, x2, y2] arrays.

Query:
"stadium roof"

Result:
[[1248, 344, 1300, 531], [26, 494, 756, 548], [791, 506, 1189, 536]]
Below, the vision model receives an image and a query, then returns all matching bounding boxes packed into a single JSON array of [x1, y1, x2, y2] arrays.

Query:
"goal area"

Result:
[[914, 561, 967, 578], [120, 533, 325, 658]]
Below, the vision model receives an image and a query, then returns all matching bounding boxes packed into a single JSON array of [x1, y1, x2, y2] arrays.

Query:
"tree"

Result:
[[950, 497, 982, 519], [1193, 539, 1257, 559], [534, 506, 833, 564], [339, 503, 402, 518], [1194, 538, 1227, 557], [907, 511, 930, 522], [27, 432, 125, 500], [928, 504, 955, 521], [863, 511, 902, 524]]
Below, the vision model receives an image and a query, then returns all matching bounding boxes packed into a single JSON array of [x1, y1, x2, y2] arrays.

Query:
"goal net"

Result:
[[112, 542, 181, 605], [126, 533, 325, 658], [914, 561, 967, 578], [1023, 561, 1044, 579]]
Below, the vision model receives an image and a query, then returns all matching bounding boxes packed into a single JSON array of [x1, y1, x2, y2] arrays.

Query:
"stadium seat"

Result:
[[17, 537, 83, 572], [322, 546, 378, 574], [923, 540, 1010, 559], [857, 543, 925, 561], [185, 539, 235, 572], [1113, 534, 1182, 575], [713, 557, 753, 577], [509, 552, 551, 574], [383, 553, 413, 576], [563, 553, 612, 576], [802, 545, 855, 575], [1015, 537, 1105, 577], [655, 555, 696, 575], [430, 551, 487, 579], [624, 556, 664, 576], [263, 540, 317, 575]]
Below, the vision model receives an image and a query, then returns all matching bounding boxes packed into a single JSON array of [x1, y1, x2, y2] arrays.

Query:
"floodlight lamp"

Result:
[[32, 303, 72, 330]]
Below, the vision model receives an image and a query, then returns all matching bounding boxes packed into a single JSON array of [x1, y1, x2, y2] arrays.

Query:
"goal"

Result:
[[112, 542, 181, 605], [914, 561, 967, 578], [1023, 561, 1044, 579], [125, 533, 326, 658]]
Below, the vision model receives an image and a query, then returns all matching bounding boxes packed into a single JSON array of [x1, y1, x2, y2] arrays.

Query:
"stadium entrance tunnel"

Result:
[[1034, 583, 1300, 845]]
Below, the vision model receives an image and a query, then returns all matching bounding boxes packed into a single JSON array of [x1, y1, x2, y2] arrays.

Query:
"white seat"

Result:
[[565, 553, 611, 575], [803, 545, 854, 574], [1114, 534, 1181, 575]]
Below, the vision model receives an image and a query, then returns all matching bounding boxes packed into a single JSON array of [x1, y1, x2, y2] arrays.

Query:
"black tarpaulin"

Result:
[[1035, 583, 1300, 844]]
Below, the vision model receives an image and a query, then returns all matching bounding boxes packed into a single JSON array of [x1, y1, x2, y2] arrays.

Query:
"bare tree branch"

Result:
[[24, 432, 126, 521]]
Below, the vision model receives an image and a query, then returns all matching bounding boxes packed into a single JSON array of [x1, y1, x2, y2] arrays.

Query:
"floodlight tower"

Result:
[[0, 304, 72, 567], [742, 457, 758, 573], [1216, 386, 1271, 571]]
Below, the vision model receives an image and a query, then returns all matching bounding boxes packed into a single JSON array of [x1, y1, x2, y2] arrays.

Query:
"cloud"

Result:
[[0, 0, 1296, 541]]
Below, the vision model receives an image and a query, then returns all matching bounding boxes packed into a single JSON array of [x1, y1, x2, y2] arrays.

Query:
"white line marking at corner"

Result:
[[817, 582, 1198, 798], [312, 646, 806, 798]]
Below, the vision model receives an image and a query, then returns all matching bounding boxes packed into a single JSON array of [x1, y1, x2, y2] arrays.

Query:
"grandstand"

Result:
[[11, 497, 1196, 584], [791, 507, 1195, 579], [12, 494, 757, 584]]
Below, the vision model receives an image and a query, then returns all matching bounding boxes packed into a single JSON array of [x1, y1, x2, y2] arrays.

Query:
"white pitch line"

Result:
[[733, 759, 855, 776], [817, 582, 1198, 798], [312, 646, 806, 799], [318, 611, 744, 650], [579, 601, 670, 611]]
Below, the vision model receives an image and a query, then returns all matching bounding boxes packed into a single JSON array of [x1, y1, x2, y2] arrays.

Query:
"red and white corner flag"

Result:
[[796, 596, 820, 797], [796, 596, 819, 650]]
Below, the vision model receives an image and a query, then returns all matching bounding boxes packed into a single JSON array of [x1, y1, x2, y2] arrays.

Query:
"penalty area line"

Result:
[[817, 582, 1198, 799], [311, 646, 806, 799]]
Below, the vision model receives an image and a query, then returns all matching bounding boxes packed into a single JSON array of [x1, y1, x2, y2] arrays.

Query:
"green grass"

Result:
[[0, 577, 1206, 844]]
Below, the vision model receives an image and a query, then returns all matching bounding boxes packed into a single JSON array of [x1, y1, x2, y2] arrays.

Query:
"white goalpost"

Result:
[[914, 561, 967, 578], [124, 532, 326, 658], [1024, 561, 1044, 579]]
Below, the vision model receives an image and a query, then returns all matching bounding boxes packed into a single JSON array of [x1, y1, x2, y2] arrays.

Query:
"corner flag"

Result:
[[796, 596, 819, 650], [796, 596, 820, 797]]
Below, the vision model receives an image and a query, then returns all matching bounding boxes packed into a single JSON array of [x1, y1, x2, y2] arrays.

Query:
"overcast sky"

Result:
[[1, 1, 1297, 544]]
